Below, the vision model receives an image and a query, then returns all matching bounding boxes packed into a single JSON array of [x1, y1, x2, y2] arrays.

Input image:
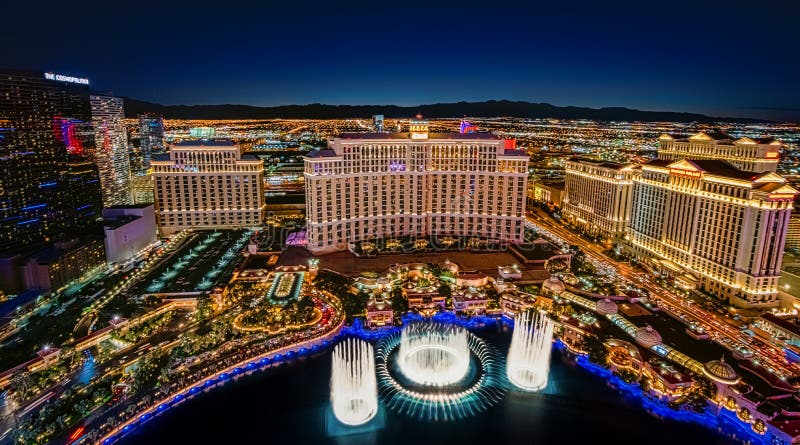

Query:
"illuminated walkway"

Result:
[[95, 318, 344, 445], [559, 290, 704, 374]]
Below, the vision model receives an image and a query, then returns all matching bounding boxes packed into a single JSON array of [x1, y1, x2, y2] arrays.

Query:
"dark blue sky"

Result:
[[5, 0, 799, 120]]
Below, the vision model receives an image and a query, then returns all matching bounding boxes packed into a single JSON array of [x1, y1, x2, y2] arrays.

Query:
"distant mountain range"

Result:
[[122, 98, 767, 123]]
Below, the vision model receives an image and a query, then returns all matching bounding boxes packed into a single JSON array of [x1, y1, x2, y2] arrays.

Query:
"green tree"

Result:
[[195, 295, 214, 321], [391, 286, 408, 314], [437, 283, 452, 298], [582, 335, 608, 364], [341, 291, 370, 323]]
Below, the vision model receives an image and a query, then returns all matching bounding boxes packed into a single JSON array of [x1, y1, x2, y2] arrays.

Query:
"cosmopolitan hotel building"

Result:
[[152, 139, 265, 235], [303, 118, 529, 254], [623, 132, 794, 308]]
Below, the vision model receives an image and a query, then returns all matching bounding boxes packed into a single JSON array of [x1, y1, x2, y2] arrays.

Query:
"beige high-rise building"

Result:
[[562, 158, 636, 239], [152, 140, 264, 235], [627, 158, 797, 308], [303, 119, 528, 254], [657, 131, 781, 173], [785, 212, 800, 251]]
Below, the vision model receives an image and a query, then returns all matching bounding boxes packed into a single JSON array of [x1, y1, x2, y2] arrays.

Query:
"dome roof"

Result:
[[443, 259, 459, 272], [542, 276, 565, 294], [634, 325, 662, 348], [703, 357, 739, 385], [596, 298, 618, 315]]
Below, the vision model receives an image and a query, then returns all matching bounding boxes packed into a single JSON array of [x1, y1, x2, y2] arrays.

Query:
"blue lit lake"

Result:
[[122, 329, 740, 444]]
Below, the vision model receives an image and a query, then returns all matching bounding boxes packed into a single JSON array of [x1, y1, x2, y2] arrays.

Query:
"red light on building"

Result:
[[503, 139, 517, 150], [670, 168, 702, 179]]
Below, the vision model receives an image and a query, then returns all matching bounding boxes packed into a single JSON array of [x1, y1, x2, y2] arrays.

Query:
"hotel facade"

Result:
[[657, 131, 781, 173], [303, 120, 528, 254], [626, 159, 796, 308], [152, 140, 265, 235], [562, 158, 636, 239]]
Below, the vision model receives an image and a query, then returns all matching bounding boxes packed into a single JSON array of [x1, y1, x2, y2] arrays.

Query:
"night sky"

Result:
[[4, 0, 799, 121]]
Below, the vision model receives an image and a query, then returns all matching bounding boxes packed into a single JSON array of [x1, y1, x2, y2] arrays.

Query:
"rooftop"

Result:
[[173, 139, 237, 147], [503, 149, 529, 157], [103, 215, 140, 230], [761, 313, 800, 337], [568, 156, 631, 170], [337, 132, 501, 140], [307, 149, 337, 158], [688, 159, 756, 180]]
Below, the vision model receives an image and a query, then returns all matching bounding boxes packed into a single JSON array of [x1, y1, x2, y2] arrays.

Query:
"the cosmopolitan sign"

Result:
[[44, 72, 89, 85]]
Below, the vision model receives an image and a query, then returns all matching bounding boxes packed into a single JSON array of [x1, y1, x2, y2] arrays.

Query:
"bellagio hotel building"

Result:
[[303, 119, 529, 254], [152, 139, 265, 235]]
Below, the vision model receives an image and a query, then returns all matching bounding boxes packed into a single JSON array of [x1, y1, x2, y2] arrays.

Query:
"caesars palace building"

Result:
[[303, 118, 529, 254]]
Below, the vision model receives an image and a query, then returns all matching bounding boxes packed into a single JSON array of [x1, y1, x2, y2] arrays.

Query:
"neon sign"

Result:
[[769, 193, 795, 200], [44, 72, 89, 85], [670, 168, 701, 179], [52, 116, 85, 155], [765, 152, 779, 159]]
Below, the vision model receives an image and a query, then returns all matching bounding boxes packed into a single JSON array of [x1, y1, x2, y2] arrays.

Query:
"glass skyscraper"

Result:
[[0, 69, 103, 253], [138, 112, 164, 173], [91, 94, 132, 206]]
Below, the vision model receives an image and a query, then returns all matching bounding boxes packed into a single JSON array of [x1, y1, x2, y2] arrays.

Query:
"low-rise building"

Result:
[[366, 294, 393, 327], [456, 271, 489, 287], [452, 288, 488, 314], [103, 204, 158, 266], [500, 292, 535, 315], [529, 181, 565, 206], [21, 237, 106, 293], [752, 313, 800, 348]]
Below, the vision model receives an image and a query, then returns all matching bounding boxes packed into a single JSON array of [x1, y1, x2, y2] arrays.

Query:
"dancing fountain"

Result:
[[506, 310, 554, 391], [397, 322, 470, 386], [330, 338, 378, 426], [375, 320, 505, 421]]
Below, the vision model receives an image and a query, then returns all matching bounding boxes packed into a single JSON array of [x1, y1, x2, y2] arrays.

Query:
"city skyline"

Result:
[[4, 1, 799, 121], [4, 3, 800, 444]]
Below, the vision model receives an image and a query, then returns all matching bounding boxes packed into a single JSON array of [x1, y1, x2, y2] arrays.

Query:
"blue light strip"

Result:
[[101, 340, 335, 445], [21, 203, 47, 211], [17, 219, 40, 225], [76, 204, 92, 211], [38, 182, 57, 188]]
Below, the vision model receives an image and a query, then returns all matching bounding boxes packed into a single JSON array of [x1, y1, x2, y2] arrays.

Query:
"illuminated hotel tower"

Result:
[[303, 117, 529, 254], [152, 139, 265, 235], [657, 131, 780, 173], [562, 158, 636, 239], [90, 94, 133, 206], [627, 159, 796, 308], [0, 69, 102, 252]]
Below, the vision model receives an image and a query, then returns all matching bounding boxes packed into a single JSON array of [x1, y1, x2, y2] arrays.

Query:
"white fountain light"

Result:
[[507, 310, 554, 391], [397, 322, 470, 387], [375, 325, 506, 421], [330, 338, 378, 426]]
